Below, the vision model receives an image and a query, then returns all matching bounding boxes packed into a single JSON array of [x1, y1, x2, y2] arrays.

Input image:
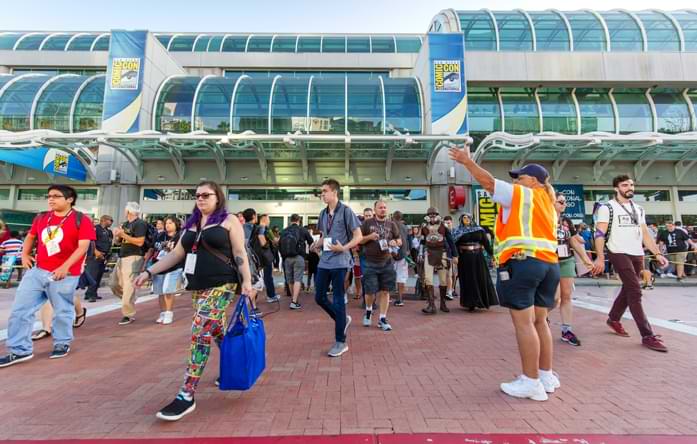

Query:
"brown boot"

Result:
[[422, 285, 436, 314], [439, 286, 450, 312]]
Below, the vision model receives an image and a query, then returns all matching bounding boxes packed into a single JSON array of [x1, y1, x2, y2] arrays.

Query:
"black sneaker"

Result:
[[156, 395, 196, 421], [49, 344, 70, 359], [118, 316, 134, 325], [0, 352, 33, 368], [394, 300, 404, 307], [289, 301, 302, 310]]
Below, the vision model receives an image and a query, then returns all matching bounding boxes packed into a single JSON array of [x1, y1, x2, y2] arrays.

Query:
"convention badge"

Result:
[[379, 239, 389, 251], [184, 253, 197, 274], [157, 249, 167, 260], [557, 244, 569, 257], [499, 270, 511, 281], [45, 239, 61, 257], [323, 237, 333, 251]]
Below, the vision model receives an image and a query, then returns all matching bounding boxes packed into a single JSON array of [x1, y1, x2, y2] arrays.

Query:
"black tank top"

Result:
[[181, 225, 238, 290]]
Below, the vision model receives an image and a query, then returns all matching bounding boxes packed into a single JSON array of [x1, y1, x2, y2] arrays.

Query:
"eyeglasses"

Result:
[[557, 200, 567, 205], [46, 194, 65, 199], [195, 192, 215, 200]]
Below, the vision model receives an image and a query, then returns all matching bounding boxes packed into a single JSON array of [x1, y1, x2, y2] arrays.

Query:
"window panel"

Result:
[[678, 190, 697, 202], [468, 87, 502, 144], [0, 75, 51, 131], [347, 36, 370, 53], [637, 11, 680, 51], [41, 34, 71, 51], [538, 88, 577, 134], [92, 35, 110, 51], [270, 78, 309, 134], [66, 34, 98, 51], [143, 188, 196, 201], [73, 76, 105, 132], [193, 76, 237, 133], [322, 36, 346, 53], [308, 77, 345, 134], [246, 36, 273, 52], [383, 78, 421, 135], [297, 36, 321, 52], [193, 35, 211, 52], [530, 12, 570, 51], [494, 11, 533, 51], [0, 33, 22, 50], [600, 11, 643, 51], [14, 34, 49, 50], [566, 11, 607, 51], [500, 87, 539, 134], [156, 35, 173, 48], [613, 88, 653, 133], [395, 37, 422, 53], [231, 77, 274, 133], [221, 35, 248, 52], [370, 36, 395, 53], [575, 88, 615, 133], [34, 75, 86, 132], [154, 76, 200, 133], [272, 36, 297, 52], [207, 35, 224, 51], [651, 88, 691, 133], [672, 11, 697, 51], [349, 189, 427, 201], [168, 35, 196, 51], [457, 11, 497, 50], [347, 78, 383, 134]]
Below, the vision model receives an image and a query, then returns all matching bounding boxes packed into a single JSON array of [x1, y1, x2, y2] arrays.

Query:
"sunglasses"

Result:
[[195, 192, 215, 200], [557, 200, 567, 205]]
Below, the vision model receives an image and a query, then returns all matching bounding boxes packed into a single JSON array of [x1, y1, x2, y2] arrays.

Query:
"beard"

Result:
[[619, 190, 635, 199]]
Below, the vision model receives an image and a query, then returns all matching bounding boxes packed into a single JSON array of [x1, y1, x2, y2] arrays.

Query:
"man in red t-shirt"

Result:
[[0, 185, 95, 368]]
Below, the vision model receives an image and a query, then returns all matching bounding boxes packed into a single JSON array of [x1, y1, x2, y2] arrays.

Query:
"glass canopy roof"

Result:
[[446, 9, 697, 52]]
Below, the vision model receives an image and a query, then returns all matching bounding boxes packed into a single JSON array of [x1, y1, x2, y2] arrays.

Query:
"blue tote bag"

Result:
[[219, 295, 266, 390]]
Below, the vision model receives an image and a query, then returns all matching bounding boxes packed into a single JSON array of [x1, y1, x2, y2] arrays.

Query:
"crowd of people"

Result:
[[0, 162, 695, 420]]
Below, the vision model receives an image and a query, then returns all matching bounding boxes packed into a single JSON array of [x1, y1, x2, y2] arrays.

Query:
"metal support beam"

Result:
[[633, 140, 666, 181], [344, 134, 351, 182], [209, 142, 227, 182], [98, 140, 144, 181], [283, 135, 308, 182], [159, 139, 186, 182], [675, 147, 697, 181], [252, 141, 268, 182], [385, 141, 399, 182]]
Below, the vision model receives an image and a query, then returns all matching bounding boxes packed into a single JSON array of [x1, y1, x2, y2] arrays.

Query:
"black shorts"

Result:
[[363, 260, 396, 294], [496, 257, 560, 310]]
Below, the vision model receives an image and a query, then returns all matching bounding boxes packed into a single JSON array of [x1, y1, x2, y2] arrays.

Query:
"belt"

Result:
[[459, 244, 482, 252]]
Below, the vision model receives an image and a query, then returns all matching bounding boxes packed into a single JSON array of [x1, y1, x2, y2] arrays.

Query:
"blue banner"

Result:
[[102, 30, 147, 133], [555, 184, 585, 220], [0, 147, 87, 181], [428, 33, 468, 135]]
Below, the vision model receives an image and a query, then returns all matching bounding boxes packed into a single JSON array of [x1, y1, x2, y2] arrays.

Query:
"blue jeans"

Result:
[[263, 263, 276, 299], [314, 267, 348, 343], [7, 267, 79, 355]]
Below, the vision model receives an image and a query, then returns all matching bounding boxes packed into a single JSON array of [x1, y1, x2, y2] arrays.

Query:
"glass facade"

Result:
[[613, 89, 653, 133], [228, 188, 323, 201], [599, 11, 644, 51], [566, 11, 607, 51], [500, 87, 540, 134], [33, 75, 86, 131], [464, 87, 501, 145], [168, 35, 196, 51], [349, 188, 427, 201], [673, 11, 697, 51], [636, 11, 680, 51], [678, 190, 697, 202], [652, 88, 692, 134], [494, 11, 534, 51], [231, 77, 274, 133], [154, 76, 200, 133], [0, 75, 51, 131], [347, 78, 383, 134], [73, 76, 105, 132], [143, 188, 196, 200], [575, 89, 616, 133], [538, 88, 577, 134], [530, 12, 570, 51], [193, 76, 236, 134], [457, 11, 497, 50]]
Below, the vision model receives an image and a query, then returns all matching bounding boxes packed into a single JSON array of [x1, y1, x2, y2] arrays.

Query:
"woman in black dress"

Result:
[[453, 213, 498, 311]]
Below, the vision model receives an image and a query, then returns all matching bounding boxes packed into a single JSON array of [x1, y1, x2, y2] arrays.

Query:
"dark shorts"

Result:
[[496, 257, 560, 310], [363, 260, 396, 294]]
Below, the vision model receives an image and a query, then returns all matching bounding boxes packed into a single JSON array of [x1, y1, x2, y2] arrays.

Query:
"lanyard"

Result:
[[376, 219, 387, 239], [45, 210, 73, 241], [617, 200, 639, 225], [326, 205, 338, 235], [190, 222, 204, 254]]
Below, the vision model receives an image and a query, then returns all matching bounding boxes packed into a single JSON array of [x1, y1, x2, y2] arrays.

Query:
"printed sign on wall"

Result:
[[428, 33, 467, 135], [110, 58, 141, 90], [0, 147, 87, 181], [472, 186, 498, 234]]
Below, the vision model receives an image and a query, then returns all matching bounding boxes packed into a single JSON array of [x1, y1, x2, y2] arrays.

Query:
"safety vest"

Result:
[[494, 184, 558, 265]]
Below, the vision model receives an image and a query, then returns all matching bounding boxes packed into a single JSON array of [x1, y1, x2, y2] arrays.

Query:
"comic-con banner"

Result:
[[428, 33, 467, 135], [102, 30, 147, 132], [0, 147, 87, 181], [472, 186, 498, 234], [555, 184, 585, 221]]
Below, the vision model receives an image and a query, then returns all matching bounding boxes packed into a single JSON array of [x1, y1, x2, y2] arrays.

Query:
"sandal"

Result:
[[31, 329, 51, 341], [73, 308, 87, 328]]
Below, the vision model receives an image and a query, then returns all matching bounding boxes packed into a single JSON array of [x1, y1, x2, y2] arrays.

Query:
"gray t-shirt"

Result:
[[318, 202, 361, 269]]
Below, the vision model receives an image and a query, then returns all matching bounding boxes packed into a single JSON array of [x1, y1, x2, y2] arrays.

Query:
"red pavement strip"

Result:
[[5, 434, 697, 443]]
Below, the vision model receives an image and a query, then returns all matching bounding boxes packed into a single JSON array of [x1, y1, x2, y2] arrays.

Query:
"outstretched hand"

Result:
[[448, 145, 472, 165]]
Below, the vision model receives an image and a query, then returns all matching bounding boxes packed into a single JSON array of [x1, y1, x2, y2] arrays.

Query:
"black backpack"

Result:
[[143, 224, 157, 252], [249, 225, 274, 267], [279, 225, 303, 258]]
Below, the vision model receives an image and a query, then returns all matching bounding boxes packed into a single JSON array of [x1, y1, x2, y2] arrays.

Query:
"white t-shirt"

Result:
[[596, 199, 645, 256]]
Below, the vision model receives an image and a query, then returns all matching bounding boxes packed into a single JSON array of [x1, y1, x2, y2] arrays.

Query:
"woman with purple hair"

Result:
[[134, 180, 252, 421]]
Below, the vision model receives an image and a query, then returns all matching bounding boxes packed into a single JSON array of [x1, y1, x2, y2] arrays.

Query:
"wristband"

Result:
[[145, 269, 153, 278]]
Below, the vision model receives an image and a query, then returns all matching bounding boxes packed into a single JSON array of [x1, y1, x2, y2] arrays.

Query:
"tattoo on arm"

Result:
[[235, 256, 245, 266]]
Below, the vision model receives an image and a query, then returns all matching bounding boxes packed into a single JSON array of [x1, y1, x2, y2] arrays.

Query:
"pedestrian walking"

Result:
[[84, 215, 113, 302]]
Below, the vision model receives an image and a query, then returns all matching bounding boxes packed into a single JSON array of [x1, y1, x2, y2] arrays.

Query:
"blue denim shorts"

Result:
[[152, 268, 183, 295]]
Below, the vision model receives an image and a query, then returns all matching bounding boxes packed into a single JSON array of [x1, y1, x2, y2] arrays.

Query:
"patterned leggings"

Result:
[[181, 283, 237, 396]]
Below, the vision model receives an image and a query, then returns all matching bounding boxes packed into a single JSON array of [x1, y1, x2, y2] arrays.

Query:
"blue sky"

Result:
[[4, 0, 696, 33]]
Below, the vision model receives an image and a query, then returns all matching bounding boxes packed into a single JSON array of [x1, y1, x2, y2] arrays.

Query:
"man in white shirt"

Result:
[[591, 175, 669, 353]]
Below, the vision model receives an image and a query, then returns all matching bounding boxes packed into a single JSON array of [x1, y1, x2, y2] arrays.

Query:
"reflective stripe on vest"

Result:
[[495, 184, 558, 265]]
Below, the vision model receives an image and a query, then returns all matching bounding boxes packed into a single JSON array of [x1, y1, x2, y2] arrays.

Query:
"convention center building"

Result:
[[1, 8, 697, 229]]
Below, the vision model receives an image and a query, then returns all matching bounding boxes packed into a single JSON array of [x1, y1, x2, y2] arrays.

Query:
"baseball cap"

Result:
[[509, 163, 549, 184]]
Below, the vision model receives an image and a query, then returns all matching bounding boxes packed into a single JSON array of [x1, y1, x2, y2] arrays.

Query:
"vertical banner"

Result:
[[428, 33, 467, 135], [101, 30, 147, 132], [472, 186, 498, 234], [555, 184, 585, 221]]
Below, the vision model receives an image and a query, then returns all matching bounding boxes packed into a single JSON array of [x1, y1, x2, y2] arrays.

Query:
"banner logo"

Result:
[[433, 60, 461, 93], [475, 188, 498, 234], [53, 153, 68, 174], [110, 57, 141, 90]]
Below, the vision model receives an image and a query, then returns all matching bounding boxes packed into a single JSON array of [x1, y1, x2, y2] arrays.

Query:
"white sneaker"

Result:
[[162, 311, 174, 325], [539, 370, 561, 393], [155, 312, 165, 324], [500, 375, 548, 401]]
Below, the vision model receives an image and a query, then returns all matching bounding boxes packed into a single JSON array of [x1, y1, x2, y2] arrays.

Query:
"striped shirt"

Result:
[[1, 239, 23, 256]]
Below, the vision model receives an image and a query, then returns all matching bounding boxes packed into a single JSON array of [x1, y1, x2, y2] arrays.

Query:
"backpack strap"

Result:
[[605, 202, 614, 242]]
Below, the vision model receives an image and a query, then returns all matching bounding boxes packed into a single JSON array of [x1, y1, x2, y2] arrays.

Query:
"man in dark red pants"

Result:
[[592, 174, 670, 352]]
